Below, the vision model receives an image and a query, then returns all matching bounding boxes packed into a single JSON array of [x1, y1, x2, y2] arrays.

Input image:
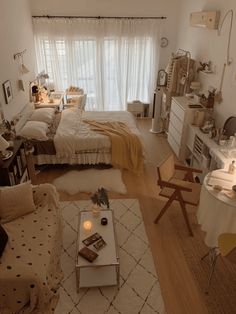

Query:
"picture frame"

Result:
[[3, 80, 13, 104]]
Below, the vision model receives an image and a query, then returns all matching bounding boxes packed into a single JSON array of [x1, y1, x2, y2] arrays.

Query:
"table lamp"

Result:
[[0, 135, 10, 159]]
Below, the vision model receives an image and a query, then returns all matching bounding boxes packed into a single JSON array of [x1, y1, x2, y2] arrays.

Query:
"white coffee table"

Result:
[[76, 209, 120, 291]]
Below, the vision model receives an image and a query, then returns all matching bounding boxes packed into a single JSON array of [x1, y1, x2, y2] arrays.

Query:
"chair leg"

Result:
[[201, 247, 217, 261], [154, 191, 177, 224], [205, 249, 219, 294], [178, 193, 193, 236]]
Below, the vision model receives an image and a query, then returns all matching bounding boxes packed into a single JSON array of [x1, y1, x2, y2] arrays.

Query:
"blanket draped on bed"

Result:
[[84, 120, 144, 174]]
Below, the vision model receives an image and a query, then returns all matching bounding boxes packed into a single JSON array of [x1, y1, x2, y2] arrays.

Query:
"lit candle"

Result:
[[83, 220, 92, 231]]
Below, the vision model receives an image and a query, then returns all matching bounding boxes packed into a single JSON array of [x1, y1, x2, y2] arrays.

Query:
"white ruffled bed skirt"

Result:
[[34, 151, 112, 165]]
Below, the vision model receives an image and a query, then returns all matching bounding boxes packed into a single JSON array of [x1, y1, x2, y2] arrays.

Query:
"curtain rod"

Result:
[[32, 15, 167, 20]]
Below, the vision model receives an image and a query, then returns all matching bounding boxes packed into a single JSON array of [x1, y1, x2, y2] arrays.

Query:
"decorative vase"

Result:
[[92, 204, 101, 217]]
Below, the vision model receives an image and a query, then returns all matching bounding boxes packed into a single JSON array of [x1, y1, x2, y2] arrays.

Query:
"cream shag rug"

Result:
[[55, 199, 165, 314], [53, 169, 127, 195]]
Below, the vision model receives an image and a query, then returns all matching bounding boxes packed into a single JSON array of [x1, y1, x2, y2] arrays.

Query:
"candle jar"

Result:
[[83, 220, 92, 232]]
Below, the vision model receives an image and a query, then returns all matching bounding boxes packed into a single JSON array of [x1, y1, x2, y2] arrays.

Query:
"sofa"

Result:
[[0, 182, 63, 314]]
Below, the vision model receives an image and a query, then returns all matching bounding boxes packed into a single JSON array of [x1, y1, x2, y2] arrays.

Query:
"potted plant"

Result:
[[91, 187, 109, 216]]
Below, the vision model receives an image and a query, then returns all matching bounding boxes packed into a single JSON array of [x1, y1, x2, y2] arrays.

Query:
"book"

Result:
[[20, 148, 27, 168], [9, 172, 15, 186], [82, 232, 102, 246], [93, 238, 107, 251], [16, 155, 22, 176], [78, 246, 98, 263]]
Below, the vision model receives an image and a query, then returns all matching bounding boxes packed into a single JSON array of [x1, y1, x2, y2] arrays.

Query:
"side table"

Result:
[[197, 169, 236, 247]]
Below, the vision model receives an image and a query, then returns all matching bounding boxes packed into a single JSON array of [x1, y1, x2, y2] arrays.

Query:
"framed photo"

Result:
[[3, 80, 13, 104]]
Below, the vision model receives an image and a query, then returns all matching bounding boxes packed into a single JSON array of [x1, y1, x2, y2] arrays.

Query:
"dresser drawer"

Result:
[[171, 99, 185, 122], [169, 110, 183, 134], [168, 122, 182, 146], [167, 132, 180, 157]]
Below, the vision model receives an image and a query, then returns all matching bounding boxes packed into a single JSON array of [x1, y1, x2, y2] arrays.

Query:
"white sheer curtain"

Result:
[[33, 18, 161, 111]]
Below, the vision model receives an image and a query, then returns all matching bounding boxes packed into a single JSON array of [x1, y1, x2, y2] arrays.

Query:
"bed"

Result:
[[15, 105, 144, 173]]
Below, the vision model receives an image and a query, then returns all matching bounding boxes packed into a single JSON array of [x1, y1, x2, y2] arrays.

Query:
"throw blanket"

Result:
[[84, 120, 144, 174], [53, 109, 142, 157]]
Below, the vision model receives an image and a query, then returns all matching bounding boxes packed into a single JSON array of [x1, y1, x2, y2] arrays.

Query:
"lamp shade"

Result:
[[0, 135, 9, 151]]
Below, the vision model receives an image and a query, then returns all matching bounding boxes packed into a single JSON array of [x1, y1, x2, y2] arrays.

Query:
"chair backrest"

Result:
[[157, 154, 175, 184], [81, 94, 87, 110]]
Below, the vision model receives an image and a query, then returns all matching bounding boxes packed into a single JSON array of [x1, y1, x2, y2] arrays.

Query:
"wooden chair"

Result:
[[154, 154, 202, 236], [201, 233, 236, 293]]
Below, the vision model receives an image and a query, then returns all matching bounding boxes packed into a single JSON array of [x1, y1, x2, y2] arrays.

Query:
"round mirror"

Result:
[[223, 116, 236, 139]]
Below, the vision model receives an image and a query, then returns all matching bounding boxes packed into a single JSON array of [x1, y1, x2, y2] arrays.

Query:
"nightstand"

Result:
[[0, 140, 29, 186]]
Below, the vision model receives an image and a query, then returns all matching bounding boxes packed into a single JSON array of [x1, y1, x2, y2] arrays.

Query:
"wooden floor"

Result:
[[35, 118, 236, 314]]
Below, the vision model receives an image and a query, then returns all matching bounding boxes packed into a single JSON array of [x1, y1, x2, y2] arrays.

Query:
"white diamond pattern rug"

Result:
[[55, 199, 166, 314]]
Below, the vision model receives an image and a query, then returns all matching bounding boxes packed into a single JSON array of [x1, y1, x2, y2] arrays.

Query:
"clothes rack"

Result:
[[32, 15, 167, 20]]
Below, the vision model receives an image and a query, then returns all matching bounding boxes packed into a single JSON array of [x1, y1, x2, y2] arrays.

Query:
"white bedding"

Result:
[[54, 108, 140, 157]]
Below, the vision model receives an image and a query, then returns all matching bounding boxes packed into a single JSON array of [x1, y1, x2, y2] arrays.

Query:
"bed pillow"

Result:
[[0, 225, 8, 257], [0, 182, 36, 224], [14, 102, 35, 134], [18, 121, 49, 140], [29, 108, 55, 124]]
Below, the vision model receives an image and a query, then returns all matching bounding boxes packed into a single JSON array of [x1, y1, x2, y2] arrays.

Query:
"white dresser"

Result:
[[167, 96, 201, 161]]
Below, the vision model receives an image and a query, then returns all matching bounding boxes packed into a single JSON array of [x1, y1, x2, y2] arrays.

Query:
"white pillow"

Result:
[[18, 121, 49, 140], [14, 103, 35, 134], [29, 108, 55, 124], [0, 182, 36, 224]]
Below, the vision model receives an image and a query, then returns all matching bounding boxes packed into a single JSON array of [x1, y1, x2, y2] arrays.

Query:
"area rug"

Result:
[[55, 199, 165, 314], [53, 169, 127, 195]]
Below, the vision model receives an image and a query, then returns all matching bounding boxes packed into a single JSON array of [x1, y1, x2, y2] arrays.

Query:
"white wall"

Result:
[[0, 0, 36, 121], [30, 0, 182, 74], [176, 0, 236, 127]]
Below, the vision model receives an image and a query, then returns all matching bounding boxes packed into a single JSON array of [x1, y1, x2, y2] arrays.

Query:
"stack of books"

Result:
[[78, 232, 107, 263]]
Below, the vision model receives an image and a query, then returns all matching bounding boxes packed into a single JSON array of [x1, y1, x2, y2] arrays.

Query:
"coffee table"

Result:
[[76, 208, 120, 291]]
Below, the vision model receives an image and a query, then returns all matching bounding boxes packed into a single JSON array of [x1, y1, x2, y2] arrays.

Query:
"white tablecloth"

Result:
[[197, 170, 236, 247]]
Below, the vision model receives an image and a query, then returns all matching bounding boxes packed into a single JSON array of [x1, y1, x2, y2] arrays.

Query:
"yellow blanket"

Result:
[[84, 120, 144, 174]]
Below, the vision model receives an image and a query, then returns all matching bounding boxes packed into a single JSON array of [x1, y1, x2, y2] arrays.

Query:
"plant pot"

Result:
[[92, 204, 101, 217]]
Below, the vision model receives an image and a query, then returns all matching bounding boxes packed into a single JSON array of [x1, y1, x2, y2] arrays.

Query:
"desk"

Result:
[[35, 98, 63, 110], [197, 169, 236, 247]]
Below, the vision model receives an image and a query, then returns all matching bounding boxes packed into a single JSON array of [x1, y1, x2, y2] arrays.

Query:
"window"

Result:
[[34, 18, 160, 111]]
